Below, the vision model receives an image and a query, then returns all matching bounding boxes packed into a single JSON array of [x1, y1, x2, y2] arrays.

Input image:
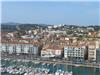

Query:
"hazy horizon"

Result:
[[1, 1, 100, 26]]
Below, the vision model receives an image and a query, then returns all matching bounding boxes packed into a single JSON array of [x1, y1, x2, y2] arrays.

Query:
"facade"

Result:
[[88, 42, 96, 62], [46, 30, 66, 34], [1, 39, 40, 56], [41, 44, 63, 58], [41, 49, 55, 58], [97, 30, 100, 37], [96, 41, 100, 49], [64, 45, 88, 61], [96, 49, 100, 63]]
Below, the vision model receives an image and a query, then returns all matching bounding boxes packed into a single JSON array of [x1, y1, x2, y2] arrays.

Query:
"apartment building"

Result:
[[1, 39, 40, 56], [88, 42, 96, 62], [64, 44, 88, 61], [96, 49, 100, 63]]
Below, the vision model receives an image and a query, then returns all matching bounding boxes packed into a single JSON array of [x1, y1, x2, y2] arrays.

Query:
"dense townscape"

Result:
[[1, 23, 100, 75], [1, 0, 100, 75], [1, 23, 100, 62]]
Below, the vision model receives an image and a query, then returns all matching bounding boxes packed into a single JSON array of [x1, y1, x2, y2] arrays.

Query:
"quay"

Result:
[[1, 57, 100, 69], [39, 60, 100, 69]]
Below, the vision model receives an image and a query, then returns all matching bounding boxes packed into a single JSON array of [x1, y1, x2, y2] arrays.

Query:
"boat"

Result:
[[55, 70, 61, 75], [75, 64, 80, 67], [1, 67, 7, 73], [60, 71, 64, 75], [64, 71, 73, 75], [24, 72, 28, 75], [68, 71, 73, 75]]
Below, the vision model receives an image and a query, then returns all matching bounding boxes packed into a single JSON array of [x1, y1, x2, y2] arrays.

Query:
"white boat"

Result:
[[64, 71, 68, 75], [68, 71, 72, 75], [63, 71, 73, 75], [24, 72, 28, 75], [75, 64, 80, 67], [60, 70, 64, 75], [9, 70, 13, 74], [55, 72, 60, 75], [55, 70, 61, 75]]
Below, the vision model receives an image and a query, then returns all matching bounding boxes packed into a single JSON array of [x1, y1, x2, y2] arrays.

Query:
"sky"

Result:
[[1, 1, 100, 25]]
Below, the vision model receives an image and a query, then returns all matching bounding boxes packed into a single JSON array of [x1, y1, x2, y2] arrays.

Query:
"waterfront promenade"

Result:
[[39, 60, 100, 69], [1, 57, 100, 69]]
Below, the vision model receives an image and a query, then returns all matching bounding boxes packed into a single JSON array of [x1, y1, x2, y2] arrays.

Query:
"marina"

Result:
[[1, 59, 100, 75], [1, 59, 72, 75]]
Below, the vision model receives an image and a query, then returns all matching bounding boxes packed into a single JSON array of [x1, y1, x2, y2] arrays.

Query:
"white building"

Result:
[[88, 42, 96, 62], [1, 40, 39, 56], [41, 44, 63, 58], [64, 45, 88, 61], [41, 50, 55, 58], [46, 30, 66, 34]]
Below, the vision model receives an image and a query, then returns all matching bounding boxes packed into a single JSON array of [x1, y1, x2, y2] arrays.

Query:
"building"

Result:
[[64, 44, 88, 62], [41, 49, 55, 58], [46, 30, 66, 34], [97, 30, 100, 37], [96, 49, 100, 63], [88, 42, 96, 62], [41, 44, 63, 58], [96, 41, 100, 49], [1, 39, 40, 56]]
